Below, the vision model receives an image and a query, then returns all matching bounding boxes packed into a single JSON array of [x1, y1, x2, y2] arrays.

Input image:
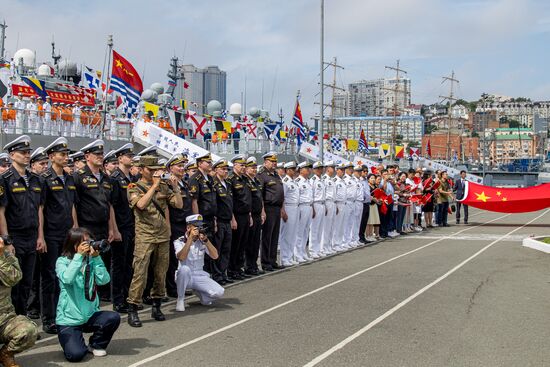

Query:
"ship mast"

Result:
[[100, 35, 113, 139], [0, 20, 7, 64]]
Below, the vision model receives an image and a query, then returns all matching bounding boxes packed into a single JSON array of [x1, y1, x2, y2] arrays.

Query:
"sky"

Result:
[[2, 0, 550, 124]]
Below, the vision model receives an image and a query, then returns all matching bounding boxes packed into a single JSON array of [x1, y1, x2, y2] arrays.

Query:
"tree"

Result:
[[508, 119, 520, 128], [408, 140, 420, 148]]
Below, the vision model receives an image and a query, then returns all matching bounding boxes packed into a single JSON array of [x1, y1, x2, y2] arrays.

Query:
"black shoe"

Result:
[[272, 263, 284, 270], [257, 268, 266, 275], [240, 271, 252, 278], [223, 276, 235, 284], [166, 291, 179, 298], [464, 221, 468, 225], [245, 269, 260, 276], [151, 299, 166, 321], [27, 310, 40, 320], [42, 322, 58, 334], [137, 304, 144, 310], [263, 266, 274, 272], [443, 224, 450, 227], [161, 296, 170, 303], [185, 290, 193, 296], [128, 304, 142, 328], [218, 279, 227, 285], [113, 303, 129, 314]]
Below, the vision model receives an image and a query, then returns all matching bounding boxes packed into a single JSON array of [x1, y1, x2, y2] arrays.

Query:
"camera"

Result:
[[89, 239, 110, 254], [1, 235, 13, 246], [160, 173, 171, 180]]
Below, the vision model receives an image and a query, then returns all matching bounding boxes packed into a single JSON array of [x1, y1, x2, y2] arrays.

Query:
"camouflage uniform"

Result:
[[0, 251, 38, 353], [126, 181, 180, 305]]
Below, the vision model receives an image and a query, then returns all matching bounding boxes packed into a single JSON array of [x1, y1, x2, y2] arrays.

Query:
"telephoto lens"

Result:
[[89, 239, 111, 254]]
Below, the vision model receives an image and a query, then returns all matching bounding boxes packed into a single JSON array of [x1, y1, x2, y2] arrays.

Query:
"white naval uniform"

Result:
[[27, 102, 38, 134], [321, 174, 336, 254], [14, 98, 26, 134], [352, 175, 364, 246], [43, 102, 52, 135], [332, 175, 347, 250], [280, 175, 300, 265], [174, 237, 225, 311], [295, 175, 313, 261], [72, 106, 82, 137], [342, 174, 355, 247], [308, 174, 325, 257]]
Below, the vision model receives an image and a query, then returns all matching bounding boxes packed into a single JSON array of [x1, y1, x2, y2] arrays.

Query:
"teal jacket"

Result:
[[55, 254, 110, 326]]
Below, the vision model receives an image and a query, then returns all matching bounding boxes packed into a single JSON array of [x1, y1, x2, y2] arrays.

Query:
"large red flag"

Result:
[[458, 181, 550, 213]]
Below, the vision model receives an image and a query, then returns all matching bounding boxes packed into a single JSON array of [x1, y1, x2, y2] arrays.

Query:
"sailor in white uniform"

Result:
[[351, 165, 364, 247], [342, 163, 355, 248], [42, 96, 52, 136], [14, 93, 26, 134], [332, 163, 347, 251], [321, 161, 336, 255], [26, 96, 38, 134], [174, 214, 225, 312], [295, 161, 313, 262], [308, 161, 325, 258], [72, 101, 82, 137], [280, 161, 299, 266]]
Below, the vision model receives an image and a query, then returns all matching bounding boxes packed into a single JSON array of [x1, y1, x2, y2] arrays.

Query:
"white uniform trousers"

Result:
[[352, 201, 364, 245], [43, 115, 51, 136], [309, 202, 325, 256], [15, 114, 24, 134], [73, 116, 81, 137], [63, 120, 72, 137], [321, 201, 336, 253], [296, 204, 313, 260], [29, 114, 39, 134], [176, 266, 224, 310], [342, 201, 354, 247], [332, 202, 346, 249], [280, 204, 299, 265]]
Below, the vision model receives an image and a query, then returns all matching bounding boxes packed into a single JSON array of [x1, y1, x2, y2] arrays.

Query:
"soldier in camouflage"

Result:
[[0, 237, 38, 367]]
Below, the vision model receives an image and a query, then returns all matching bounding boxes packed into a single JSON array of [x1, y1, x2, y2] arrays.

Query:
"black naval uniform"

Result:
[[110, 167, 135, 309], [257, 168, 284, 270], [228, 173, 252, 278], [166, 178, 192, 296], [245, 175, 263, 274], [212, 176, 233, 283], [40, 167, 77, 324], [0, 166, 43, 315], [188, 170, 217, 271], [73, 164, 113, 301]]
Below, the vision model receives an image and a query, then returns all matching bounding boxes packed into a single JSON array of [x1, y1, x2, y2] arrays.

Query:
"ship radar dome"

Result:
[[141, 89, 156, 102], [150, 83, 164, 95], [37, 64, 53, 77], [58, 60, 78, 77], [13, 49, 36, 67], [206, 100, 222, 115], [248, 107, 260, 118], [229, 103, 242, 117]]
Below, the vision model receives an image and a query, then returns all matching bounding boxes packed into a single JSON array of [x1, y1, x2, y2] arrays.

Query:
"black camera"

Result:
[[160, 173, 171, 180], [1, 235, 13, 247], [89, 239, 110, 254]]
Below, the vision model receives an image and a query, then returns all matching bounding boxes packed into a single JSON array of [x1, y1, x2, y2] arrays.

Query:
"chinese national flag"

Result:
[[459, 181, 550, 213]]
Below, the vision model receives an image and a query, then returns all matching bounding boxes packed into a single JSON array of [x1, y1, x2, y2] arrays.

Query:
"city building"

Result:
[[487, 128, 539, 164], [332, 90, 349, 118], [348, 78, 411, 117], [421, 134, 480, 161], [476, 100, 550, 128], [333, 115, 424, 144], [471, 110, 500, 132], [181, 64, 226, 114]]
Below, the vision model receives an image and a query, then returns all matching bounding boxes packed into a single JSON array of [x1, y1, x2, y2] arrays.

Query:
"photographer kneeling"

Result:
[[56, 228, 120, 362], [175, 215, 224, 312]]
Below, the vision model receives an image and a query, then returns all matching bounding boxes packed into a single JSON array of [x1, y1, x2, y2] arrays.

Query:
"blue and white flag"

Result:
[[330, 136, 342, 152]]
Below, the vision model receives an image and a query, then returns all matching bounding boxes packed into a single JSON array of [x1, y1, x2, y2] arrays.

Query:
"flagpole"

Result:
[[319, 0, 325, 164], [100, 34, 113, 140]]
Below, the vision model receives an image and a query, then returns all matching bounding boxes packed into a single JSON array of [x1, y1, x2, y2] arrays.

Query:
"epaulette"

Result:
[[111, 170, 121, 178], [77, 169, 86, 175], [332, 177, 337, 182], [283, 177, 289, 182], [30, 171, 40, 178], [1, 170, 13, 179], [42, 171, 53, 178]]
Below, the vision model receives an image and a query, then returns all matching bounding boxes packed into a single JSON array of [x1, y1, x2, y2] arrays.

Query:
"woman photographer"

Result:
[[55, 228, 120, 362]]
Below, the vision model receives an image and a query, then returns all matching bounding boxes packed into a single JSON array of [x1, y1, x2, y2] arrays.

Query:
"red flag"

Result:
[[111, 50, 143, 93], [184, 82, 189, 89], [425, 139, 432, 157], [459, 181, 550, 213]]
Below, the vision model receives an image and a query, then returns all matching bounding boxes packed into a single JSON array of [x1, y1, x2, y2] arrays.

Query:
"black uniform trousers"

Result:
[[110, 227, 135, 306], [456, 202, 468, 223], [379, 203, 393, 237], [213, 220, 232, 281], [229, 213, 250, 275], [166, 226, 185, 297], [27, 254, 42, 314], [201, 218, 216, 274], [261, 205, 281, 268], [245, 214, 262, 271], [11, 232, 37, 315], [358, 203, 370, 242]]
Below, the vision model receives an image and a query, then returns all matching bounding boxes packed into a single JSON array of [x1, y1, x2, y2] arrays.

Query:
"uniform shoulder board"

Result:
[[42, 171, 53, 178], [111, 170, 121, 178], [332, 177, 337, 182], [77, 169, 86, 175], [30, 172, 40, 178], [1, 170, 13, 179], [283, 177, 289, 182]]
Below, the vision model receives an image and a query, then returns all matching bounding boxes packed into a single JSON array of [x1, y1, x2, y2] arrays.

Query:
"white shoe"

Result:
[[88, 346, 107, 357], [290, 260, 299, 265], [176, 299, 186, 312], [296, 257, 307, 263], [388, 231, 398, 238], [310, 253, 321, 259], [414, 226, 423, 232], [366, 236, 376, 242], [304, 256, 313, 261], [281, 261, 293, 267]]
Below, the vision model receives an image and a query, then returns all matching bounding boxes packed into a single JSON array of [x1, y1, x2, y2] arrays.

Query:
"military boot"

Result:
[[0, 345, 20, 367], [127, 303, 142, 328], [151, 298, 166, 321]]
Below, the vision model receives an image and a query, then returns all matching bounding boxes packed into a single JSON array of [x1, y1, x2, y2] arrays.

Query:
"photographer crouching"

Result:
[[175, 214, 224, 312], [55, 228, 120, 362]]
